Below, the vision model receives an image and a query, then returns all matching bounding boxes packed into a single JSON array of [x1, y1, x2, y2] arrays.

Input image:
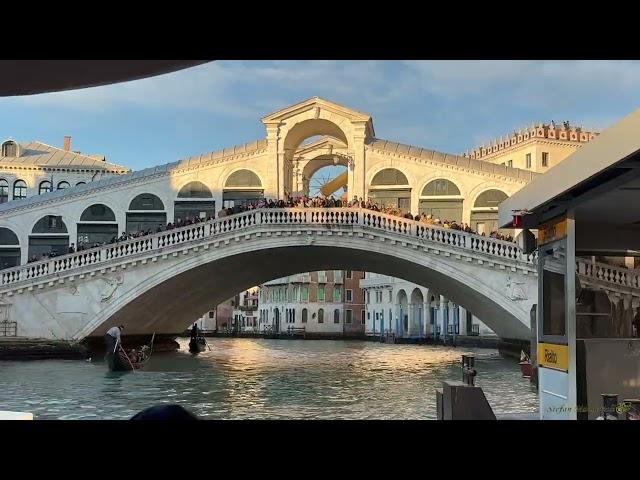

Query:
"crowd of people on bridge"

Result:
[[24, 194, 514, 264]]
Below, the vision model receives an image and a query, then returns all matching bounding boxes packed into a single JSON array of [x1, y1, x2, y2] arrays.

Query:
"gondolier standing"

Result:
[[105, 325, 125, 356]]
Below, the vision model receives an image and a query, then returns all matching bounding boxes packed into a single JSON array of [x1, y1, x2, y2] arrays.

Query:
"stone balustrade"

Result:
[[0, 208, 635, 296]]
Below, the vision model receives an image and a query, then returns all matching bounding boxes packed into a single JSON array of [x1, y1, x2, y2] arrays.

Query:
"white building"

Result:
[[232, 287, 259, 333], [360, 273, 497, 339]]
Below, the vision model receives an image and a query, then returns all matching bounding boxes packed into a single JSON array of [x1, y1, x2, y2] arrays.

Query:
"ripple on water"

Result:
[[0, 339, 538, 419]]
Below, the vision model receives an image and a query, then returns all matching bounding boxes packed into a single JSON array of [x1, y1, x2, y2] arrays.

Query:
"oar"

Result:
[[119, 344, 137, 372], [203, 335, 211, 351]]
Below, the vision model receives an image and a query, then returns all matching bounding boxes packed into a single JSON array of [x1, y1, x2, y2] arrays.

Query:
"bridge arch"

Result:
[[222, 169, 264, 209], [175, 181, 215, 223], [418, 178, 464, 223], [28, 214, 69, 258], [78, 204, 118, 247], [127, 193, 166, 233], [368, 168, 412, 213], [0, 227, 20, 270], [470, 188, 509, 234]]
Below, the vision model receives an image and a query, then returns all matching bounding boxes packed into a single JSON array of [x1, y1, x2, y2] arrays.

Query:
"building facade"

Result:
[[360, 273, 496, 339], [232, 287, 259, 332], [258, 270, 365, 336]]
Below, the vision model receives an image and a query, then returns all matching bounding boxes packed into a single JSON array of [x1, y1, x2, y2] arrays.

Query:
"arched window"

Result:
[[418, 179, 463, 223], [421, 179, 461, 196], [177, 181, 212, 198], [175, 181, 216, 223], [1, 141, 17, 157], [369, 168, 411, 213], [473, 189, 508, 208], [318, 308, 324, 324], [223, 170, 264, 210], [39, 181, 52, 195], [80, 204, 116, 222], [13, 180, 27, 200], [0, 179, 8, 203], [371, 168, 409, 186], [127, 194, 166, 233], [0, 227, 20, 270], [334, 309, 340, 324], [470, 190, 509, 236], [76, 182, 86, 186], [32, 216, 68, 234], [302, 308, 308, 323], [57, 181, 70, 190], [225, 170, 262, 188], [0, 227, 19, 245], [129, 193, 164, 210]]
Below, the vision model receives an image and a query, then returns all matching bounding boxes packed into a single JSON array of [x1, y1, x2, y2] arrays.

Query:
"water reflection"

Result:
[[0, 338, 538, 419]]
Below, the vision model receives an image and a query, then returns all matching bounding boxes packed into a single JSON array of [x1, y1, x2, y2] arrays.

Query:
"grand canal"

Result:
[[0, 338, 538, 419]]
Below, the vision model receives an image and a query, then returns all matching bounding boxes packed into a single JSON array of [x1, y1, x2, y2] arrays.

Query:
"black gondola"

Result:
[[107, 334, 154, 372], [189, 336, 208, 354]]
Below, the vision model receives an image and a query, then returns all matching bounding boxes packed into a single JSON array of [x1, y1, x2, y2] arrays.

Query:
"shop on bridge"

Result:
[[222, 169, 264, 211], [126, 194, 167, 233], [0, 227, 20, 270], [418, 179, 463, 223], [28, 215, 69, 258], [368, 168, 411, 214], [77, 204, 118, 247], [174, 181, 216, 223]]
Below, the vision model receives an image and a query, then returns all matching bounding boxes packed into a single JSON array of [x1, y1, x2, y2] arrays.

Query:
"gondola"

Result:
[[189, 336, 208, 354], [107, 334, 154, 372]]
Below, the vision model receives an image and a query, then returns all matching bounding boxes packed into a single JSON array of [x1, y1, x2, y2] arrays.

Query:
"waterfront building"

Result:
[[258, 270, 365, 336], [360, 273, 496, 339], [232, 287, 259, 332]]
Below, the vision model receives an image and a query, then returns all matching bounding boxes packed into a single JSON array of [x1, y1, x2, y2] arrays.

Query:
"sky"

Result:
[[2, 60, 640, 173]]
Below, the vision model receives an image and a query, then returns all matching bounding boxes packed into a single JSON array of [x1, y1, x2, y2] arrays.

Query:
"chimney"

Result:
[[63, 136, 72, 151]]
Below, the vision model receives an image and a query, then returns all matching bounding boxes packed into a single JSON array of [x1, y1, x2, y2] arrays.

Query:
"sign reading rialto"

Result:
[[538, 342, 569, 372], [538, 217, 567, 246]]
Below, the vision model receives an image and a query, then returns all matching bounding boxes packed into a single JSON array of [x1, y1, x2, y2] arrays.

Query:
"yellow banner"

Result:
[[538, 217, 567, 245], [539, 342, 569, 372]]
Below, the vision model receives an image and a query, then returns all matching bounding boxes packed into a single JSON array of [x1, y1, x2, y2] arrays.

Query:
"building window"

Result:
[[526, 153, 532, 169], [13, 180, 27, 199], [318, 286, 325, 302], [346, 270, 353, 279], [333, 270, 342, 282], [302, 308, 308, 323], [507, 160, 513, 167], [542, 152, 549, 167], [333, 287, 341, 302], [345, 309, 353, 324], [302, 286, 309, 301], [318, 271, 326, 283], [361, 310, 366, 325], [346, 289, 353, 302], [334, 309, 340, 323], [318, 308, 324, 323], [39, 181, 52, 195], [388, 290, 392, 303], [366, 291, 370, 303], [0, 179, 8, 203], [57, 181, 70, 190], [2, 141, 17, 157], [76, 182, 86, 186], [209, 311, 214, 318]]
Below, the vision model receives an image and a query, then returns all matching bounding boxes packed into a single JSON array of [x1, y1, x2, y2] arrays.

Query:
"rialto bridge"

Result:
[[0, 98, 637, 343]]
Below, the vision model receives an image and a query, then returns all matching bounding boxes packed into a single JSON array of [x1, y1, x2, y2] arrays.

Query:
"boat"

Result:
[[189, 336, 208, 354], [518, 350, 533, 378], [107, 334, 154, 372]]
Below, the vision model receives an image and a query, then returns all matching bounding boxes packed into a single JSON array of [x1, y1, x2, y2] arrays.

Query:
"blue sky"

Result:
[[2, 60, 640, 172]]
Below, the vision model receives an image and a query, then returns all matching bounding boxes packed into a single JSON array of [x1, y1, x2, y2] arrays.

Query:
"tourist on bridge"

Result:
[[105, 325, 125, 356]]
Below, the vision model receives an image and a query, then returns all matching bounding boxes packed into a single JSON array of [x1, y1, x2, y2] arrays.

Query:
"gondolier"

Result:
[[105, 325, 125, 356]]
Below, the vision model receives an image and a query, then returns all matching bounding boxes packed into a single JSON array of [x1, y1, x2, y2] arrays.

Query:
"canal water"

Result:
[[0, 338, 538, 419]]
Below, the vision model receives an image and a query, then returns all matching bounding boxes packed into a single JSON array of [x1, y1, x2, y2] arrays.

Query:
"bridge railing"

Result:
[[577, 258, 640, 290], [0, 207, 630, 290]]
